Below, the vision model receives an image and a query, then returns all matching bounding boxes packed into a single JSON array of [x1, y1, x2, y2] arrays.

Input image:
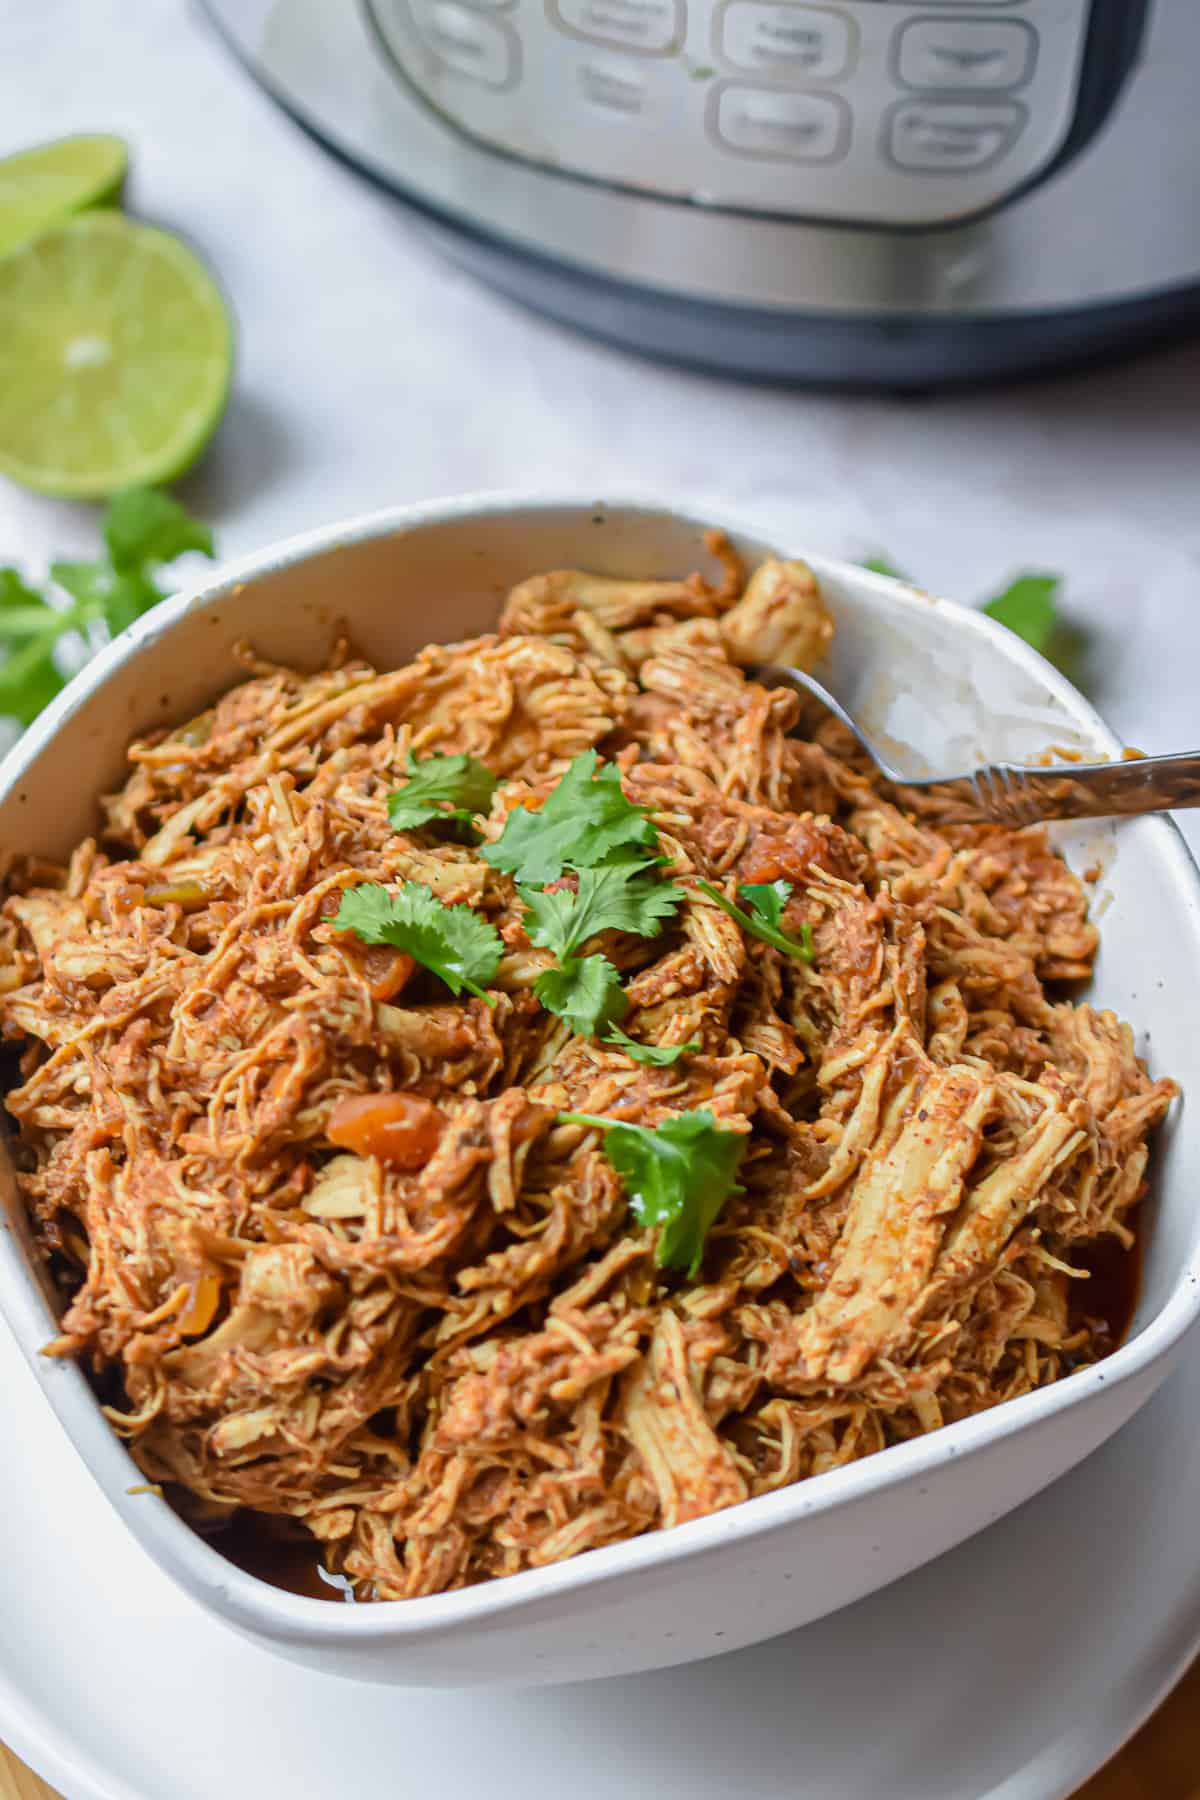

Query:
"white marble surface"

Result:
[[3, 0, 1200, 840]]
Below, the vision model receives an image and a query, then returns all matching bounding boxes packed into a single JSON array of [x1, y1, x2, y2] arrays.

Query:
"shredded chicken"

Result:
[[0, 533, 1176, 1600]]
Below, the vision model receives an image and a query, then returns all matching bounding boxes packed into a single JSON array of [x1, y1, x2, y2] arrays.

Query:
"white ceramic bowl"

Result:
[[1, 495, 1198, 1689]]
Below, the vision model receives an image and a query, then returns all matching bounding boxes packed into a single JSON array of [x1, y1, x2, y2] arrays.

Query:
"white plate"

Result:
[[2, 1293, 1198, 1800]]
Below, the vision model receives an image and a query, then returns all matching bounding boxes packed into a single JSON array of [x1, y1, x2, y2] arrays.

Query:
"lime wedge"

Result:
[[0, 134, 128, 258], [0, 213, 233, 497]]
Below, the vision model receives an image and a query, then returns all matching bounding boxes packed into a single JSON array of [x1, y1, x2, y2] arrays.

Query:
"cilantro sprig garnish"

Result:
[[474, 750, 697, 1057], [535, 952, 628, 1039], [560, 1107, 746, 1277], [387, 750, 497, 839], [335, 881, 502, 1004], [479, 751, 686, 1047], [861, 554, 908, 580], [533, 956, 698, 1063], [981, 574, 1060, 654], [522, 856, 682, 1042], [519, 848, 684, 1040], [0, 487, 213, 726], [481, 750, 657, 885], [519, 861, 683, 956], [696, 877, 814, 963], [602, 1024, 699, 1068]]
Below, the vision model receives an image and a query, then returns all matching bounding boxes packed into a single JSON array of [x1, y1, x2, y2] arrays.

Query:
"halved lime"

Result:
[[0, 134, 128, 258], [0, 212, 233, 497]]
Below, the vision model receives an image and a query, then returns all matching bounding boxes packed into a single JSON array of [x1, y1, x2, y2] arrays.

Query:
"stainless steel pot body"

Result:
[[205, 0, 1200, 383]]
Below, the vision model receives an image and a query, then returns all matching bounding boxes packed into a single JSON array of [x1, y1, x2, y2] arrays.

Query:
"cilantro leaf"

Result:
[[387, 750, 498, 837], [979, 572, 1089, 686], [559, 1108, 746, 1277], [602, 1024, 699, 1067], [535, 953, 628, 1037], [0, 488, 214, 730], [0, 569, 47, 613], [335, 881, 502, 1003], [0, 636, 66, 726], [738, 879, 793, 930], [0, 604, 64, 645], [862, 554, 909, 580], [0, 573, 69, 724], [495, 756, 683, 1039], [982, 573, 1060, 655], [103, 486, 215, 573], [482, 750, 658, 885], [0, 566, 76, 652], [521, 861, 683, 1038], [55, 488, 214, 640], [696, 878, 814, 962], [52, 559, 160, 637], [520, 861, 683, 961]]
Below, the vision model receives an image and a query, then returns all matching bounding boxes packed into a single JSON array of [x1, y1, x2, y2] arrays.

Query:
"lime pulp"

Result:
[[0, 211, 234, 498]]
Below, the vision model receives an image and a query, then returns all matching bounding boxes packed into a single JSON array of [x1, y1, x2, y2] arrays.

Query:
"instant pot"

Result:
[[205, 0, 1200, 384]]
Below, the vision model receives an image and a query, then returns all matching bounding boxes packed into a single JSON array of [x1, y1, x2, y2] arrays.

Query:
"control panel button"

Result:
[[886, 98, 1023, 170], [717, 4, 855, 80], [711, 85, 849, 162], [895, 18, 1035, 90], [550, 0, 683, 55], [576, 56, 650, 113], [407, 0, 520, 84]]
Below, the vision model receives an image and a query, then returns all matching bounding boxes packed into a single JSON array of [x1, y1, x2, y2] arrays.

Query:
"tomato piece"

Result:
[[361, 947, 415, 1002], [737, 833, 809, 886], [735, 818, 870, 890], [324, 893, 415, 1000], [326, 1093, 445, 1170], [737, 821, 836, 887]]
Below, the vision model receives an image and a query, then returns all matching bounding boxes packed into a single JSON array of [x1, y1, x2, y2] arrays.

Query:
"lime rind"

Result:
[[0, 212, 234, 499], [0, 133, 129, 258]]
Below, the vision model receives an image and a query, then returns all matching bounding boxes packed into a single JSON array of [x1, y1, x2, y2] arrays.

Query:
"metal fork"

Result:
[[754, 662, 1200, 829]]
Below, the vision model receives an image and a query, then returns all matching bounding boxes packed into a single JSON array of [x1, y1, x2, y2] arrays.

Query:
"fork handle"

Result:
[[902, 751, 1200, 829]]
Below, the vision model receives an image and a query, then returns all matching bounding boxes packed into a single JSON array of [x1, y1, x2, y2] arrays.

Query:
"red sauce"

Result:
[[1068, 1203, 1145, 1354], [183, 1213, 1147, 1603], [204, 1508, 350, 1602]]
